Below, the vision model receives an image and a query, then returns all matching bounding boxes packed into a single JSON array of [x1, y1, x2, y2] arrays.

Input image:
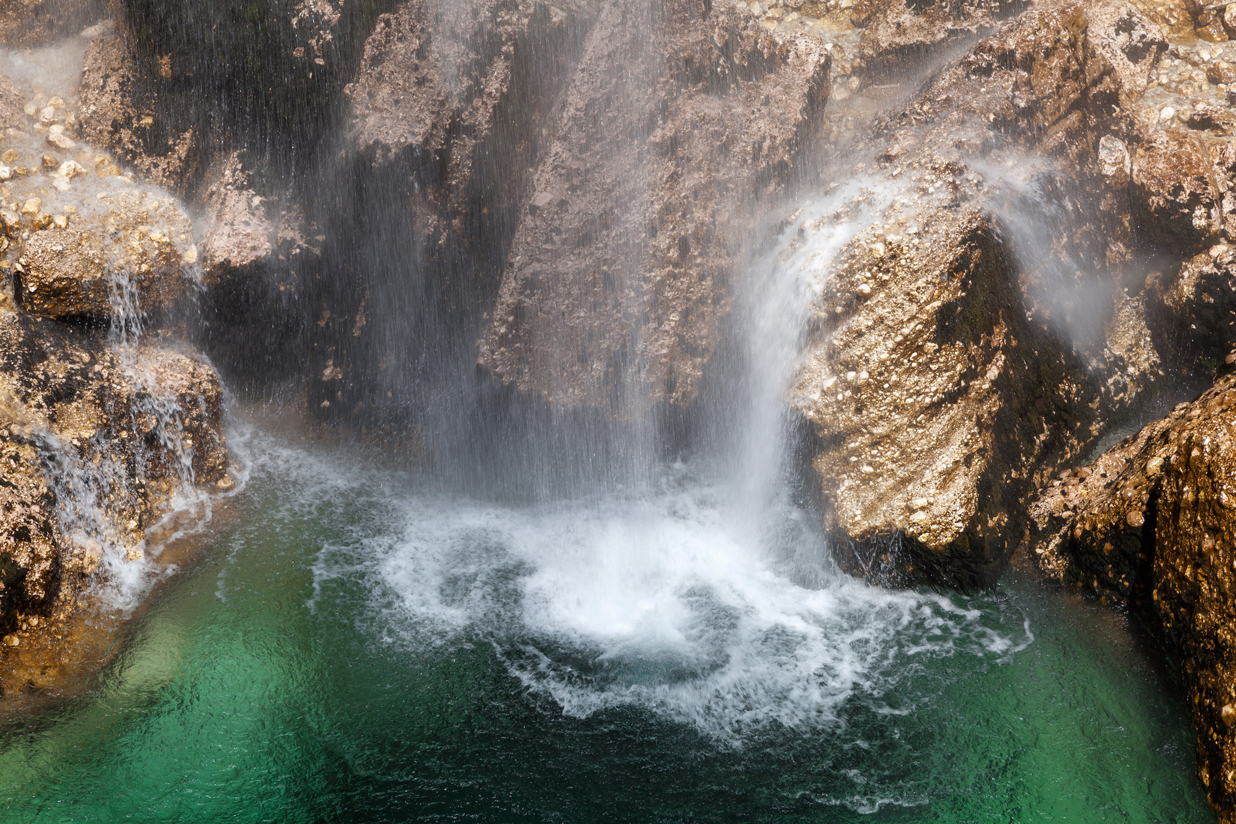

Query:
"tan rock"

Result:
[[1026, 373, 1236, 819], [19, 190, 194, 320], [0, 310, 226, 664], [479, 0, 830, 413]]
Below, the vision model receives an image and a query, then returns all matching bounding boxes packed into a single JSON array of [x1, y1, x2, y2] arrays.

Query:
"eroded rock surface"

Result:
[[21, 190, 196, 320], [1027, 374, 1236, 818], [0, 310, 227, 651], [785, 0, 1166, 587], [478, 0, 829, 413]]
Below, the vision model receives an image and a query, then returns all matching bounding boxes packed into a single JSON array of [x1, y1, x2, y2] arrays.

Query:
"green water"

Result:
[[0, 431, 1213, 823]]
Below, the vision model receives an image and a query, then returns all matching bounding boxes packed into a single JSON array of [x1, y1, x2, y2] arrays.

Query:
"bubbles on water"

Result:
[[348, 463, 1032, 744]]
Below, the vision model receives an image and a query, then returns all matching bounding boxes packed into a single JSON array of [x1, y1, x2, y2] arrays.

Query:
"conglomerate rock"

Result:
[[0, 309, 227, 648], [20, 190, 197, 321], [478, 0, 829, 413], [857, 0, 1023, 79], [1026, 373, 1236, 819], [788, 0, 1167, 586]]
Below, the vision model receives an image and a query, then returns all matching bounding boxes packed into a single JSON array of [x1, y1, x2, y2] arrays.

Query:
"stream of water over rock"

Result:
[[0, 170, 1218, 820], [0, 0, 1222, 818]]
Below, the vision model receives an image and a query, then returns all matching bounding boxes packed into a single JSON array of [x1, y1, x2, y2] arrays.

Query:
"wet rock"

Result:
[[479, 0, 829, 413], [20, 190, 195, 321], [1131, 129, 1222, 253], [858, 0, 1022, 80], [193, 151, 319, 389], [1026, 372, 1236, 818], [0, 0, 107, 48], [791, 0, 1166, 587], [1145, 242, 1236, 359], [78, 30, 198, 193], [107, 0, 390, 187], [0, 309, 226, 651]]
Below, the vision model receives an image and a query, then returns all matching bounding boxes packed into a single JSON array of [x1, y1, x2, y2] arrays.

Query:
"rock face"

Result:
[[477, 0, 829, 414], [786, 0, 1166, 587], [0, 310, 227, 649], [0, 0, 107, 47], [1026, 374, 1236, 818], [857, 0, 1021, 79], [78, 31, 198, 193], [0, 58, 232, 692]]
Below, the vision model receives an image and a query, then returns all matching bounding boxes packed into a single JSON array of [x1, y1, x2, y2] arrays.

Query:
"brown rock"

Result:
[[1132, 130, 1222, 254], [1189, 100, 1236, 135], [858, 0, 1017, 80], [0, 309, 226, 661], [1026, 372, 1236, 819], [0, 0, 107, 48], [479, 0, 829, 413], [20, 191, 195, 320], [1146, 243, 1236, 356], [789, 0, 1165, 587]]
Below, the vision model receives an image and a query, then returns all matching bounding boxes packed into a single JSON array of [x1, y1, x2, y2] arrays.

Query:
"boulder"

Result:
[[478, 0, 829, 413], [1026, 372, 1236, 819], [789, 0, 1166, 586], [19, 190, 196, 321], [0, 308, 227, 656]]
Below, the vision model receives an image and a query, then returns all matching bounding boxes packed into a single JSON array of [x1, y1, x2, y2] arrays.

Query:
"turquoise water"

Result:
[[0, 430, 1213, 823]]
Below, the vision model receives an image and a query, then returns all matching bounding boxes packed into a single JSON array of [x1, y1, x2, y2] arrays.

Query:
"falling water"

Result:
[[0, 6, 1217, 822]]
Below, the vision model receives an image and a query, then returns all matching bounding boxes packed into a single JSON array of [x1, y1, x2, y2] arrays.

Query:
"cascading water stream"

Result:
[[0, 8, 1219, 821]]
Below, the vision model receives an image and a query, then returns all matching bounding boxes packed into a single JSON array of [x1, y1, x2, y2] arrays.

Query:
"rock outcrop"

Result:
[[477, 0, 829, 414], [0, 57, 232, 695], [1027, 374, 1236, 819], [20, 190, 196, 321], [782, 0, 1168, 587]]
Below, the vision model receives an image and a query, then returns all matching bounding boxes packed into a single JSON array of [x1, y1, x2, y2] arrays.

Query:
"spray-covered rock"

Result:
[[791, 0, 1166, 587], [78, 29, 198, 193], [479, 0, 829, 414], [0, 0, 107, 48], [857, 0, 1022, 79], [0, 309, 227, 656], [20, 189, 196, 320]]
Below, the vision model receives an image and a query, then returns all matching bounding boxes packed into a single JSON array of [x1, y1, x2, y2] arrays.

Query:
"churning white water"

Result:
[[292, 175, 1031, 744]]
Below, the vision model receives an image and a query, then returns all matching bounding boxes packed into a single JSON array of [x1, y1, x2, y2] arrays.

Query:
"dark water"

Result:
[[0, 428, 1212, 823]]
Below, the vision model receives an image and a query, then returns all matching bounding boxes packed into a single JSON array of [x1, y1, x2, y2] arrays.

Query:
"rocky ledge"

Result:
[[0, 18, 232, 701]]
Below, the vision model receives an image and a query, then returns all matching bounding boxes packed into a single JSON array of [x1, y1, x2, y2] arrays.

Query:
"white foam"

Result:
[[358, 467, 1030, 743]]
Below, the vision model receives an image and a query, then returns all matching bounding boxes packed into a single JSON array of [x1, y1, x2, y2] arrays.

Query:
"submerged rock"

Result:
[[479, 0, 829, 413]]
